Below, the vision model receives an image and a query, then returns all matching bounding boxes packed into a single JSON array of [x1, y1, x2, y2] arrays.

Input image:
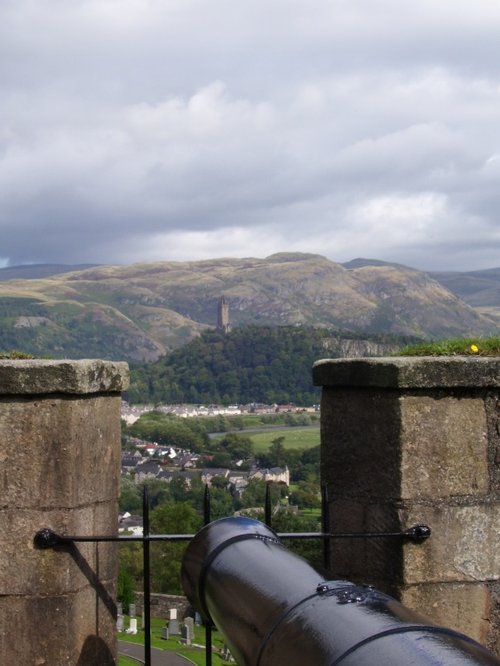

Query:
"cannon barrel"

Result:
[[181, 516, 500, 666]]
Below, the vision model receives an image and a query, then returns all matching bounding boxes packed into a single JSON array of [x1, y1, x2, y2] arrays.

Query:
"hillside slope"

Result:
[[429, 267, 500, 324], [0, 253, 496, 361]]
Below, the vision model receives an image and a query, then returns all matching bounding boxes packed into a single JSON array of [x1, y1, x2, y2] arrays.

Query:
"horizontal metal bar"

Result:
[[33, 529, 195, 547], [34, 524, 430, 549], [279, 524, 431, 542]]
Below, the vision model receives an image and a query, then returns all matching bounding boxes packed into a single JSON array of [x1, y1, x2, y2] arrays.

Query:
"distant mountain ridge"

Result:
[[0, 263, 98, 281], [428, 268, 500, 326], [0, 253, 497, 362], [343, 258, 500, 327]]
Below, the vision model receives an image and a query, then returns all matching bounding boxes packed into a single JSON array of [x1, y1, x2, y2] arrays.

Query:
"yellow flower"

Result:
[[470, 344, 479, 353]]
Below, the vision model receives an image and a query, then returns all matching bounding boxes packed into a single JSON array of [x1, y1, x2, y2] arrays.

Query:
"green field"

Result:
[[248, 426, 319, 452]]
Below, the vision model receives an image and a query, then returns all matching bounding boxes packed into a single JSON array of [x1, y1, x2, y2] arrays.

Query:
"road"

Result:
[[208, 423, 319, 437], [118, 640, 195, 665]]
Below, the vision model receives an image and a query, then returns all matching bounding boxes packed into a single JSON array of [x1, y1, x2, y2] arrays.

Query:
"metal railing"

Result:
[[34, 484, 430, 666]]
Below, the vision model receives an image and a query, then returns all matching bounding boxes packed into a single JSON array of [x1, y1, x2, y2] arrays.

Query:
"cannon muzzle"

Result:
[[181, 516, 500, 665]]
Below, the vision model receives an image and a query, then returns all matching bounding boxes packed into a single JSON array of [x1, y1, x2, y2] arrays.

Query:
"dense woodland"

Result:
[[127, 326, 403, 405]]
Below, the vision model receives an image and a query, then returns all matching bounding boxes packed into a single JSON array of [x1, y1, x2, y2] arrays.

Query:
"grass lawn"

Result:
[[249, 426, 319, 452], [118, 657, 140, 666], [237, 414, 319, 428], [300, 507, 321, 518], [118, 617, 232, 666]]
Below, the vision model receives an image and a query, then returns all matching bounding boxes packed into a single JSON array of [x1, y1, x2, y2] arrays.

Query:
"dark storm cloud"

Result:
[[1, 0, 500, 270]]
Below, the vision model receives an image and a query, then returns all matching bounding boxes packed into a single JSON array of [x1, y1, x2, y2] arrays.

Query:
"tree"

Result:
[[268, 436, 287, 466], [118, 541, 143, 591], [292, 446, 320, 483], [117, 568, 135, 614], [240, 479, 267, 508], [119, 477, 142, 514], [270, 510, 323, 567], [208, 485, 235, 520], [150, 501, 202, 535], [240, 479, 282, 509], [210, 475, 229, 490], [142, 478, 171, 509], [205, 452, 232, 468], [168, 476, 190, 502], [289, 481, 321, 509], [127, 412, 208, 452], [258, 436, 289, 468], [148, 502, 203, 594], [218, 432, 254, 460]]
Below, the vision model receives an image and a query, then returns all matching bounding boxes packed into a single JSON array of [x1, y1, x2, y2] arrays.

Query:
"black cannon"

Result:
[[181, 516, 500, 666]]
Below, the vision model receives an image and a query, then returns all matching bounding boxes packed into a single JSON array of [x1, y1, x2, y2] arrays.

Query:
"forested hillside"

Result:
[[128, 326, 405, 405]]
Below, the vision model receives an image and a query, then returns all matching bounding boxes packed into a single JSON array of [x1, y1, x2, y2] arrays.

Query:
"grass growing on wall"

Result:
[[398, 336, 500, 357]]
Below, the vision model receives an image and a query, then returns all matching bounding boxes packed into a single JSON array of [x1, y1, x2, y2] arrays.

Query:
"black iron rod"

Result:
[[264, 482, 272, 528], [321, 484, 330, 570], [34, 525, 430, 546], [143, 486, 151, 666], [203, 485, 212, 666], [204, 484, 211, 526], [35, 533, 195, 543]]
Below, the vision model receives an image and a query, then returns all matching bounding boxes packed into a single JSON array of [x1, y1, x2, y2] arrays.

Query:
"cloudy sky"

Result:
[[1, 0, 500, 271]]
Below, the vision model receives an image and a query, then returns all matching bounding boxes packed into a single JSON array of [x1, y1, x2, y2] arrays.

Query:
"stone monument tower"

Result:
[[217, 296, 231, 333]]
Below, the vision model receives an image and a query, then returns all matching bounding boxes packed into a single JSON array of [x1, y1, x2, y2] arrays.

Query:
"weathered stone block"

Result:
[[0, 502, 118, 595], [400, 583, 491, 645], [400, 395, 489, 499], [0, 358, 128, 395], [401, 504, 500, 585], [313, 356, 500, 390], [0, 395, 122, 508], [320, 387, 402, 500], [0, 583, 117, 665], [326, 498, 404, 590]]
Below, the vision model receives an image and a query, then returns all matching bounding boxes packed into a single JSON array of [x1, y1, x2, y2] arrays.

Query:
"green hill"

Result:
[[127, 326, 407, 405]]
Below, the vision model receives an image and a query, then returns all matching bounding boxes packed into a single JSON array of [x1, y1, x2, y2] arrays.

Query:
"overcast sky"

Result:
[[1, 0, 500, 271]]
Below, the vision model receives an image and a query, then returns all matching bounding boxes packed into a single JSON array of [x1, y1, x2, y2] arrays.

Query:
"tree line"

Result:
[[128, 325, 403, 405]]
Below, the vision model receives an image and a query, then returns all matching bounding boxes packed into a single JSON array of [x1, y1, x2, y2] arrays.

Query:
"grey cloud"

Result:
[[1, 1, 500, 270]]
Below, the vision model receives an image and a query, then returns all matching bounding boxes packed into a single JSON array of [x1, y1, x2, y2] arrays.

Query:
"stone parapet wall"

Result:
[[0, 359, 128, 665], [313, 356, 500, 656], [134, 592, 190, 619]]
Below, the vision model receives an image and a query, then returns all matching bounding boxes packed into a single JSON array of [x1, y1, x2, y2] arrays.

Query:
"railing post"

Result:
[[265, 481, 272, 527], [203, 484, 212, 666], [143, 485, 151, 666], [321, 484, 330, 570]]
